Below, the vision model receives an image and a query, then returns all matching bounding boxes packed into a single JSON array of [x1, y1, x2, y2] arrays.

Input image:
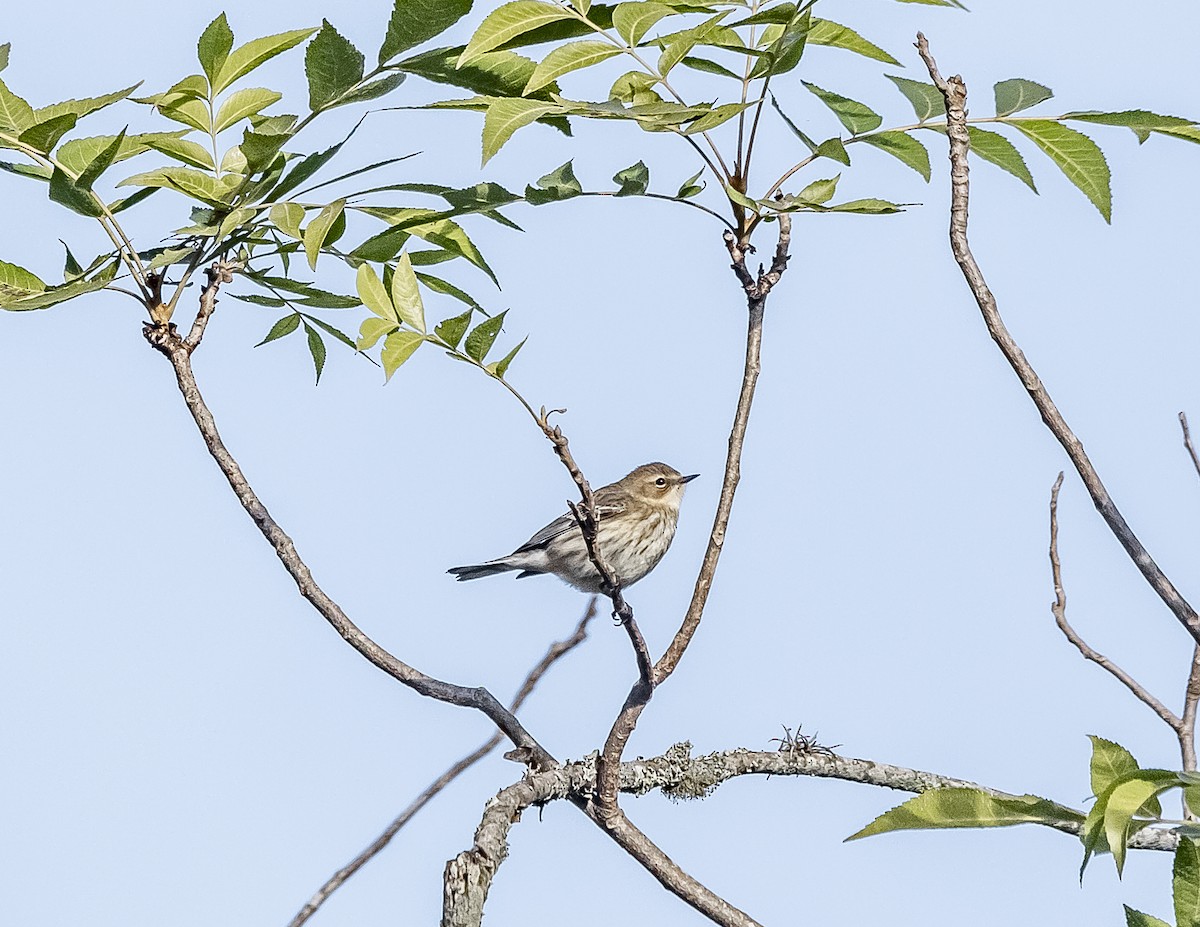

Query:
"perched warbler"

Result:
[[448, 462, 698, 593]]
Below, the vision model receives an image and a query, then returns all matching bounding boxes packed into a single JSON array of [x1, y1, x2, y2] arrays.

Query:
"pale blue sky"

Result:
[[3, 2, 1200, 924]]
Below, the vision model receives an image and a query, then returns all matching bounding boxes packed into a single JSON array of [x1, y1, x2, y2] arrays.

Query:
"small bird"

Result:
[[448, 462, 698, 594]]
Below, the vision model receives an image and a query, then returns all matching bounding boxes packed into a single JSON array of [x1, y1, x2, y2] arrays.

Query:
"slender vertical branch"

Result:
[[143, 263, 556, 771], [916, 32, 1200, 646], [289, 600, 597, 927]]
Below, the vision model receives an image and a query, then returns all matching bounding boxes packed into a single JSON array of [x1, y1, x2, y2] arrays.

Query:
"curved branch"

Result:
[[143, 263, 556, 771], [916, 33, 1200, 646], [289, 600, 597, 927], [444, 742, 1179, 926]]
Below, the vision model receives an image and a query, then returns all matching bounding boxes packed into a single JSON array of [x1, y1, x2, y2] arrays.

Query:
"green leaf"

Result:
[[413, 218, 497, 284], [994, 78, 1053, 118], [61, 242, 84, 280], [525, 159, 583, 204], [1010, 119, 1111, 222], [613, 160, 649, 196], [0, 43, 9, 73], [49, 168, 103, 217], [303, 315, 356, 349], [802, 81, 881, 135], [723, 182, 759, 212], [886, 74, 945, 122], [307, 20, 365, 111], [1124, 907, 1173, 927], [415, 273, 482, 311], [464, 309, 508, 361], [1176, 838, 1200, 927], [303, 321, 327, 383], [612, 1, 676, 45], [270, 202, 306, 238], [658, 12, 730, 77], [256, 312, 301, 345], [390, 252, 426, 331], [1104, 772, 1180, 875], [337, 73, 409, 107], [0, 259, 46, 298], [815, 136, 850, 165], [458, 2, 574, 67], [524, 41, 622, 95], [858, 131, 930, 181], [680, 101, 749, 135], [236, 294, 289, 307], [795, 175, 838, 205], [827, 198, 904, 214], [481, 98, 560, 164], [357, 316, 397, 351], [748, 9, 809, 79], [198, 13, 235, 87], [145, 135, 216, 170], [302, 198, 346, 270], [0, 259, 117, 311], [808, 18, 899, 65], [489, 336, 526, 377], [214, 27, 317, 94], [381, 329, 424, 380], [675, 167, 703, 198], [380, 0, 473, 64], [1064, 109, 1196, 143], [679, 56, 741, 80], [118, 166, 234, 206], [0, 76, 34, 132], [356, 263, 399, 322], [434, 308, 473, 348], [965, 125, 1036, 190], [18, 114, 77, 153], [847, 788, 1085, 841], [1089, 736, 1141, 799], [397, 47, 561, 103], [729, 3, 795, 27], [32, 84, 141, 126], [214, 87, 282, 133]]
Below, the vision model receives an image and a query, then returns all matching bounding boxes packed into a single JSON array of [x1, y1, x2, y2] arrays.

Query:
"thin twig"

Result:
[[916, 32, 1200, 645], [144, 268, 556, 771], [289, 600, 597, 927], [1179, 412, 1200, 772], [1049, 473, 1181, 730]]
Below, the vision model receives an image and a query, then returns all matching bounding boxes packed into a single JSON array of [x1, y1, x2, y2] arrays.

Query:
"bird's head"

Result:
[[620, 462, 699, 511]]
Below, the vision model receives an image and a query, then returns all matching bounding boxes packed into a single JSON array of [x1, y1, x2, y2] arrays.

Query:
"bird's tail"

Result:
[[448, 560, 521, 582]]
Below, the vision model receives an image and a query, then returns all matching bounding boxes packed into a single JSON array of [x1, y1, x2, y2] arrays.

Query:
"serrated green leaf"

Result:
[[1176, 838, 1200, 927], [382, 329, 424, 379], [380, 0, 473, 64], [160, 97, 211, 133], [0, 76, 34, 132], [489, 335, 526, 377], [109, 186, 158, 213], [145, 135, 216, 170], [796, 175, 838, 205], [357, 316, 397, 351], [886, 74, 945, 122], [994, 78, 1053, 118], [858, 131, 930, 181], [827, 198, 903, 214], [613, 2, 675, 45], [0, 44, 9, 73], [356, 263, 398, 322], [815, 136, 850, 164], [659, 13, 730, 78], [237, 294, 289, 307], [923, 124, 1037, 191], [18, 114, 77, 153], [337, 73, 408, 107], [49, 168, 103, 217], [748, 8, 809, 79], [803, 81, 881, 135], [144, 246, 199, 272], [729, 3, 795, 27], [270, 202, 306, 238], [118, 166, 234, 206], [459, 2, 574, 67], [214, 27, 317, 94], [808, 18, 899, 65], [1124, 907, 1173, 927], [307, 19, 365, 111], [1064, 109, 1195, 142], [482, 98, 558, 164], [1089, 736, 1141, 799], [415, 273, 481, 311], [302, 198, 346, 270], [0, 259, 117, 311], [1010, 119, 1111, 222], [680, 101, 748, 135], [613, 160, 649, 196], [525, 159, 583, 205], [303, 321, 327, 383], [215, 87, 282, 133], [60, 242, 84, 281], [679, 56, 740, 80], [847, 788, 1085, 841], [524, 41, 622, 95], [256, 312, 301, 345], [0, 259, 46, 298], [1104, 772, 1180, 875], [303, 315, 356, 349], [675, 167, 703, 198], [724, 182, 759, 212], [609, 69, 662, 105], [398, 46, 562, 103], [390, 252, 426, 331], [198, 13, 235, 87], [32, 84, 141, 128], [464, 309, 508, 361], [55, 131, 182, 176], [434, 308, 474, 348]]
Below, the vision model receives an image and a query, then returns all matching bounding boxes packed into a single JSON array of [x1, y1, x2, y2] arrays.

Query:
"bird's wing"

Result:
[[512, 497, 628, 553]]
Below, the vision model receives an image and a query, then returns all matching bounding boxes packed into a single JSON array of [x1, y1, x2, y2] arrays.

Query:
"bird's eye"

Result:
[[655, 477, 667, 487]]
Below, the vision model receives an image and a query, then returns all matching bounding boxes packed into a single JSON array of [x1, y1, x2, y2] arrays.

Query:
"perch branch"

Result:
[[916, 32, 1200, 646]]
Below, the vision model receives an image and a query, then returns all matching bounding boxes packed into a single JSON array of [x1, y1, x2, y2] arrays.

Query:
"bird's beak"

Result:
[[680, 473, 700, 484]]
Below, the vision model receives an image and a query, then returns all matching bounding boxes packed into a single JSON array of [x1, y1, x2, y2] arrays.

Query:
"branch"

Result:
[[444, 742, 1179, 926], [915, 33, 1200, 646], [144, 263, 556, 771], [1048, 472, 1181, 730], [289, 600, 597, 927]]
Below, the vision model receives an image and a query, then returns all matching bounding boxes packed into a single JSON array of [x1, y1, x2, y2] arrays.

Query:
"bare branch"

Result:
[[444, 742, 1179, 925], [289, 601, 597, 927], [916, 32, 1200, 645], [1048, 473, 1181, 730], [1180, 412, 1200, 481], [144, 278, 557, 772]]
